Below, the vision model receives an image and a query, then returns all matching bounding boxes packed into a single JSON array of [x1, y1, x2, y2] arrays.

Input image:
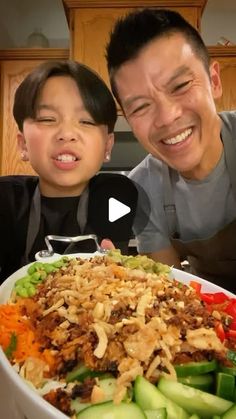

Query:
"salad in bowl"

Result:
[[0, 250, 236, 419]]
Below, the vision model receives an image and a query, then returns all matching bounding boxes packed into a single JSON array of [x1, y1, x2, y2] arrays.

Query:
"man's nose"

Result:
[[154, 94, 182, 127]]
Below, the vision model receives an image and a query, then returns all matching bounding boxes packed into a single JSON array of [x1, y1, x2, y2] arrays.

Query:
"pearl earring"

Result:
[[105, 152, 111, 162], [21, 151, 28, 161]]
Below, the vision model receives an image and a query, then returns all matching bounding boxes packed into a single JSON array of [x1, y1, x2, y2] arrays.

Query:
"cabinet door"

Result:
[[167, 7, 199, 29], [72, 7, 200, 90], [213, 56, 236, 112], [0, 60, 43, 175], [72, 8, 131, 88]]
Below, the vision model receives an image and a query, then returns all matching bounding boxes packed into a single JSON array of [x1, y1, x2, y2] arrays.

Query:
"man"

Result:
[[106, 8, 236, 292]]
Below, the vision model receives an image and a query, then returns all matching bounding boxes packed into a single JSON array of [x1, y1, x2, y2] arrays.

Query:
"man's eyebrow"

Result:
[[166, 65, 191, 85], [123, 95, 146, 109]]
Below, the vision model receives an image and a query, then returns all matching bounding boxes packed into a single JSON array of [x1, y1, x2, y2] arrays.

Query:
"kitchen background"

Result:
[[0, 0, 236, 49], [0, 0, 235, 176]]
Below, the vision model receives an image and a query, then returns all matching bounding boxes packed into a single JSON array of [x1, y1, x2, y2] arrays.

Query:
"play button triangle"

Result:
[[108, 197, 131, 222]]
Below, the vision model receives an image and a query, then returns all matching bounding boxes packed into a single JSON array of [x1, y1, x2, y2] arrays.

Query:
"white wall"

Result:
[[0, 0, 69, 48], [201, 0, 236, 45]]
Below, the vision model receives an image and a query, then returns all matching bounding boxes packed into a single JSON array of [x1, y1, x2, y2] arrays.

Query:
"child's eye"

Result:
[[36, 117, 56, 123], [80, 119, 96, 126]]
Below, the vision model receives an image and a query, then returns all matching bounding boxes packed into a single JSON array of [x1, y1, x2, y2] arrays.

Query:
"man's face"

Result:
[[114, 33, 223, 179]]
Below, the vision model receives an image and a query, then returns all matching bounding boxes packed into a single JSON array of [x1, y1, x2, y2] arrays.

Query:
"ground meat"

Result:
[[43, 388, 72, 416], [71, 378, 96, 401]]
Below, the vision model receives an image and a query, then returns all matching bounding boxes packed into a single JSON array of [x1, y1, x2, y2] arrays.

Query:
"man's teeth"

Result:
[[163, 128, 192, 145], [56, 154, 77, 162]]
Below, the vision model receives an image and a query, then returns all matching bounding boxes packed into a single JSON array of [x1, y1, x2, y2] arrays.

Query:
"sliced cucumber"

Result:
[[134, 375, 189, 419], [174, 360, 217, 377], [98, 377, 118, 402], [158, 377, 233, 418], [71, 399, 90, 414], [66, 364, 107, 382], [178, 374, 214, 392], [222, 404, 236, 418], [144, 408, 167, 419], [72, 376, 128, 412], [216, 372, 235, 401], [77, 401, 146, 418], [219, 365, 236, 376]]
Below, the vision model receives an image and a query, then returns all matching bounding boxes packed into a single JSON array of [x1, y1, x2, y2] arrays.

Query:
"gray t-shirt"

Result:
[[129, 111, 236, 253]]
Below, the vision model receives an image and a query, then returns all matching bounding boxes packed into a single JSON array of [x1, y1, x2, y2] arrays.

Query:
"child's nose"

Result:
[[57, 121, 80, 142]]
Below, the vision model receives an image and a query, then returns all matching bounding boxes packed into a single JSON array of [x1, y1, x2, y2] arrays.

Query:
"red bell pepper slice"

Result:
[[215, 322, 226, 342], [200, 293, 215, 304], [211, 292, 230, 304], [229, 319, 236, 330], [189, 281, 202, 294], [226, 329, 236, 340], [200, 292, 229, 305], [225, 300, 236, 319]]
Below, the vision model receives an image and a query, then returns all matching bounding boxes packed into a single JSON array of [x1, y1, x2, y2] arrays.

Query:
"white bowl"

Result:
[[0, 254, 234, 419]]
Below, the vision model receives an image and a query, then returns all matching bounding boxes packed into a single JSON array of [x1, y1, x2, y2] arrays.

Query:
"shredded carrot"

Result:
[[0, 302, 55, 367], [110, 263, 126, 279]]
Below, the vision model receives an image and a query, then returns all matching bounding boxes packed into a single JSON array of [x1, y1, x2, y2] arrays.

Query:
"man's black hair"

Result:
[[106, 8, 210, 102]]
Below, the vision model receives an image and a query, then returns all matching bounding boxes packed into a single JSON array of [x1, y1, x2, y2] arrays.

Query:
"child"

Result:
[[0, 60, 119, 282]]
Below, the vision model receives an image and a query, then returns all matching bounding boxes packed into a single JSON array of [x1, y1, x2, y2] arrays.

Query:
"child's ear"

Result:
[[17, 132, 29, 161], [210, 60, 222, 100], [104, 133, 114, 162]]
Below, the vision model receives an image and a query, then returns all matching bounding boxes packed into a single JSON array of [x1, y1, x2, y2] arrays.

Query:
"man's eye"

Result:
[[174, 80, 191, 92], [130, 103, 150, 116]]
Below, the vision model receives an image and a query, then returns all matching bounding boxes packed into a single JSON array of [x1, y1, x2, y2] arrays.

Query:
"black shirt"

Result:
[[0, 174, 132, 284], [0, 176, 94, 283], [29, 195, 81, 259]]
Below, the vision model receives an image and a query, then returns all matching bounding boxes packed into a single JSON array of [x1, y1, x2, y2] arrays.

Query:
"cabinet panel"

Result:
[[214, 57, 236, 112], [72, 8, 131, 87], [72, 7, 199, 90], [0, 60, 42, 176], [208, 47, 236, 112], [167, 7, 199, 28], [0, 49, 69, 175]]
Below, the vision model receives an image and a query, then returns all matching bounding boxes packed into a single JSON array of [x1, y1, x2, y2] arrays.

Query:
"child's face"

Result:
[[17, 76, 114, 196]]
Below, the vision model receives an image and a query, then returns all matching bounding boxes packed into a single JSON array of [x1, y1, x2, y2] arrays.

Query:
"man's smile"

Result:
[[162, 128, 193, 145]]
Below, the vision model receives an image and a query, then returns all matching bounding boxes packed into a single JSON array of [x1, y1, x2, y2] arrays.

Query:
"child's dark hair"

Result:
[[13, 60, 117, 133], [106, 8, 210, 102]]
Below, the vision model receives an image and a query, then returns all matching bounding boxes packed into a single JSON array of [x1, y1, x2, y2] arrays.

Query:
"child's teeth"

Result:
[[57, 154, 76, 162]]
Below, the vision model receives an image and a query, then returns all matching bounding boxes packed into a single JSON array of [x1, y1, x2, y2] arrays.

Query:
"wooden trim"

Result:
[[208, 46, 236, 58], [0, 49, 69, 60], [0, 65, 3, 165], [63, 0, 207, 9]]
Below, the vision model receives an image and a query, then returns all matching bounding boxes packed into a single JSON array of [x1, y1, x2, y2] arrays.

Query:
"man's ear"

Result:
[[17, 132, 29, 161], [210, 60, 222, 100], [104, 133, 114, 162]]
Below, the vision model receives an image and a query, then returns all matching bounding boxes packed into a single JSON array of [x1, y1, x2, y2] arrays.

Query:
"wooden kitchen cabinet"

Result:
[[63, 0, 207, 90], [208, 46, 236, 112], [0, 49, 69, 175]]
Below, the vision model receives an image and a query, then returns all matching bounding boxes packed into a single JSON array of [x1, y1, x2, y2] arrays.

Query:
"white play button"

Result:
[[108, 197, 131, 222]]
